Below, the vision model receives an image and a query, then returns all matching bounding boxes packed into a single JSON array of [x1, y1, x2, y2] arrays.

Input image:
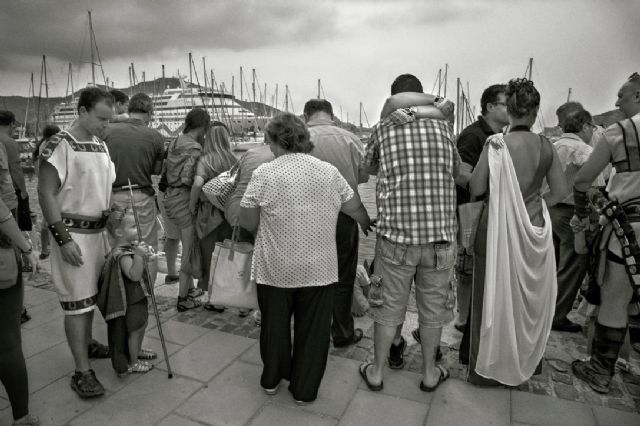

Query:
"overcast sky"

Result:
[[1, 0, 638, 129]]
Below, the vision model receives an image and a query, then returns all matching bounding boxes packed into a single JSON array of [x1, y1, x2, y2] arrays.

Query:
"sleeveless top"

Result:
[[603, 113, 640, 204]]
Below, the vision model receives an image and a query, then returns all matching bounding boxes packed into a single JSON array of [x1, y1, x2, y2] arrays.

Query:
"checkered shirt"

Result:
[[363, 109, 459, 245]]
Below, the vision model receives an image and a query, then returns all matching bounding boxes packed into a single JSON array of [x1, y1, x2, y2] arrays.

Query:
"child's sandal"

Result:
[[138, 348, 157, 360], [129, 360, 153, 374]]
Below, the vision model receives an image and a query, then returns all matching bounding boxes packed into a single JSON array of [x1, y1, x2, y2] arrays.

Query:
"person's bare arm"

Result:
[[469, 145, 489, 197], [341, 197, 375, 236], [380, 93, 437, 118], [38, 161, 83, 266], [574, 138, 613, 192], [190, 175, 205, 215]]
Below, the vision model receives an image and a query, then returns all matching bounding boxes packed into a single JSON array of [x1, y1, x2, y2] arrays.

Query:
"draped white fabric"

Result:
[[475, 135, 557, 386]]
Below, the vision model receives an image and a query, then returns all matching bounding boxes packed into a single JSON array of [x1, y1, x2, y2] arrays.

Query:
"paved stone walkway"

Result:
[[2, 267, 640, 426]]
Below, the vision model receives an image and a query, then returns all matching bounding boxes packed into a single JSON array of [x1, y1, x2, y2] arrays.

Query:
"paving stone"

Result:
[[140, 335, 184, 366], [70, 369, 201, 426], [249, 403, 337, 426], [512, 390, 597, 426], [357, 366, 432, 404], [176, 360, 267, 426], [21, 317, 67, 359], [25, 342, 75, 394], [23, 286, 59, 307], [604, 397, 635, 412], [273, 356, 362, 419], [555, 383, 581, 401], [146, 319, 210, 345], [0, 407, 12, 425], [156, 329, 254, 381], [425, 379, 509, 426], [338, 389, 428, 426], [20, 298, 63, 330], [593, 405, 640, 426], [239, 342, 262, 366], [551, 372, 573, 385], [25, 375, 97, 426], [157, 414, 205, 426]]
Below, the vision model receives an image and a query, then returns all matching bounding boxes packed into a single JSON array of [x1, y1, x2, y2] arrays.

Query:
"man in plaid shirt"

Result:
[[359, 74, 460, 393]]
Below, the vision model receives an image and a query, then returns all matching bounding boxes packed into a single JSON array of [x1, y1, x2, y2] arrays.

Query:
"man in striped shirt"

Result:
[[359, 74, 460, 392]]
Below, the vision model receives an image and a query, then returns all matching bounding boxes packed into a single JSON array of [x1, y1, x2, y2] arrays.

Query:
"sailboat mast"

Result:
[[456, 78, 461, 134], [318, 79, 321, 99], [188, 52, 193, 85], [567, 88, 572, 102], [23, 73, 34, 138], [203, 57, 208, 104], [443, 64, 448, 98], [252, 69, 257, 140], [359, 102, 362, 130], [274, 84, 278, 114], [89, 11, 96, 86], [527, 57, 533, 80], [285, 85, 289, 113]]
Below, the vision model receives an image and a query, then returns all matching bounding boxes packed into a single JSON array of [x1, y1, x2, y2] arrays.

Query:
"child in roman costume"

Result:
[[97, 209, 157, 376]]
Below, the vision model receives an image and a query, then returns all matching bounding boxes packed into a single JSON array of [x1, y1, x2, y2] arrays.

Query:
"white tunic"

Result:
[[241, 153, 353, 288], [40, 131, 115, 314]]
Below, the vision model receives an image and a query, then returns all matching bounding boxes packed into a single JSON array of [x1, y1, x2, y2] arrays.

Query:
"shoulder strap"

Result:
[[613, 119, 640, 172]]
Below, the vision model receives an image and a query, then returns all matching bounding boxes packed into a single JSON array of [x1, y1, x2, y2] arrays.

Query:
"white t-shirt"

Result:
[[241, 153, 354, 288]]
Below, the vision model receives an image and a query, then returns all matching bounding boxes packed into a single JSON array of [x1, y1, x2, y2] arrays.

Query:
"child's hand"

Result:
[[132, 241, 150, 257]]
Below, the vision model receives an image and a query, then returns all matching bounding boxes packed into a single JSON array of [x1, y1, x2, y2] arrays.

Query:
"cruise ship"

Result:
[[49, 86, 263, 139], [150, 87, 259, 138]]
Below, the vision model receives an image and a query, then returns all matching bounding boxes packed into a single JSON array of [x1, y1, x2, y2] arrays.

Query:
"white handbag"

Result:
[[207, 227, 258, 310], [202, 164, 239, 211]]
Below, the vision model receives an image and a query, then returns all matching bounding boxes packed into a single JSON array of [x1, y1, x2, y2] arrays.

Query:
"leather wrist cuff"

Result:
[[574, 187, 590, 218], [48, 221, 73, 246]]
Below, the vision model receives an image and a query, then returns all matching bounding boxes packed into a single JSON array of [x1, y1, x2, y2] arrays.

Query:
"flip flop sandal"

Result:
[[203, 303, 226, 312], [359, 362, 383, 391], [420, 364, 450, 392], [138, 348, 157, 360]]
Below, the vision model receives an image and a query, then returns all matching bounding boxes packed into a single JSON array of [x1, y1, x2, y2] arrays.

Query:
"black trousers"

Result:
[[257, 283, 335, 402], [0, 268, 29, 420], [332, 213, 359, 345], [549, 204, 588, 323]]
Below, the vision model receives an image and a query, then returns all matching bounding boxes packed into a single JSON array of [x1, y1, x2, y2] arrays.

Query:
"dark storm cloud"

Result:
[[0, 0, 338, 71], [360, 1, 486, 28]]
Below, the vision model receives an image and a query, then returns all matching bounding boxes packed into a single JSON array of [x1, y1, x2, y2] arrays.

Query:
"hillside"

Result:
[[0, 76, 369, 136]]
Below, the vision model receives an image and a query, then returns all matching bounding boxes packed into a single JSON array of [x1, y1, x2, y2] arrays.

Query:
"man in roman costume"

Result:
[[38, 87, 116, 398], [571, 73, 640, 393]]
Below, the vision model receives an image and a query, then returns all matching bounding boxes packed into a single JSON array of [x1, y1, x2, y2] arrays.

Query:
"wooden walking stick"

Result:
[[124, 179, 173, 378]]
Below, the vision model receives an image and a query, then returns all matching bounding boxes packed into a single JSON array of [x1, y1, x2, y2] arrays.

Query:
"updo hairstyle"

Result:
[[505, 78, 540, 119], [266, 113, 314, 154]]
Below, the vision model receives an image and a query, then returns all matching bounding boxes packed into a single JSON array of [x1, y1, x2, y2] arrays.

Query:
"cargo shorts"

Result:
[[369, 236, 455, 328]]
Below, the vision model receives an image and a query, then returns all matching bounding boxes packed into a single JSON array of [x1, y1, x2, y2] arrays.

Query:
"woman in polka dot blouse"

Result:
[[239, 113, 374, 404]]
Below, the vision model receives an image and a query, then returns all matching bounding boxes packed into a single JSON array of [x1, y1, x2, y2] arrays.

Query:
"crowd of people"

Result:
[[0, 70, 639, 425]]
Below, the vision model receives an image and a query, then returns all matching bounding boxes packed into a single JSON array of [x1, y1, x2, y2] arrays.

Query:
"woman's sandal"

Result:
[[419, 365, 450, 392], [177, 296, 201, 312], [138, 348, 157, 360], [203, 303, 226, 312], [359, 362, 383, 391]]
